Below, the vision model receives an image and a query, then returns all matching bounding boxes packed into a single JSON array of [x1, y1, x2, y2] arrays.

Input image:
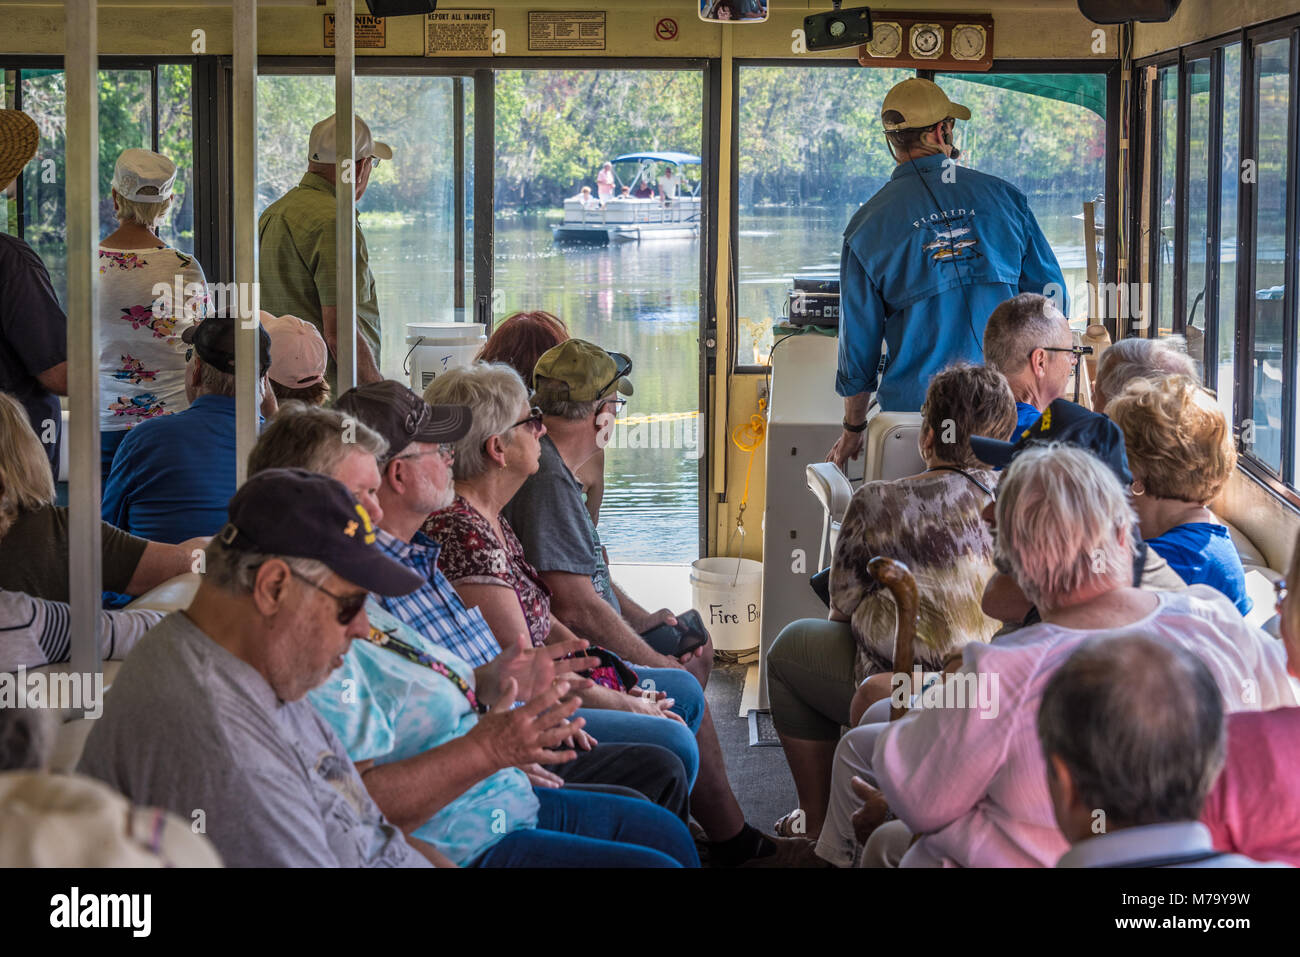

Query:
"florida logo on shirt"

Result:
[[917, 211, 983, 266]]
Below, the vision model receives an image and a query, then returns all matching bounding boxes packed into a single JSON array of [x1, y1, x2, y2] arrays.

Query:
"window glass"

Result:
[[9, 67, 188, 304], [256, 74, 466, 381], [939, 73, 1109, 334], [735, 65, 914, 366], [1250, 38, 1289, 474], [1184, 58, 1211, 381], [1155, 64, 1178, 338], [493, 69, 704, 563], [1217, 44, 1241, 427]]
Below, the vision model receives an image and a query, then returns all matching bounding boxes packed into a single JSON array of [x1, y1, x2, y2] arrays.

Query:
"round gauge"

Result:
[[952, 24, 987, 60], [910, 23, 943, 59], [867, 21, 902, 58]]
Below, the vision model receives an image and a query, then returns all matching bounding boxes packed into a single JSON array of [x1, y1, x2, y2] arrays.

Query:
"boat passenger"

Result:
[[503, 339, 821, 866], [658, 166, 679, 205], [422, 363, 701, 799], [78, 469, 451, 868], [982, 293, 1077, 437], [248, 398, 692, 827], [102, 317, 272, 545], [820, 445, 1293, 869], [596, 161, 615, 201], [264, 311, 330, 406], [0, 394, 203, 605], [98, 148, 212, 484], [0, 109, 67, 477], [767, 362, 1013, 840], [1107, 375, 1250, 615], [1203, 534, 1300, 866], [1043, 636, 1285, 868], [1092, 334, 1196, 413], [829, 78, 1067, 467], [476, 309, 605, 523], [259, 114, 391, 393]]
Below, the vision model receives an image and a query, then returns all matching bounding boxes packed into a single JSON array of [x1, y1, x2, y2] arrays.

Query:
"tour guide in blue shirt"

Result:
[[829, 78, 1068, 469], [102, 316, 272, 544]]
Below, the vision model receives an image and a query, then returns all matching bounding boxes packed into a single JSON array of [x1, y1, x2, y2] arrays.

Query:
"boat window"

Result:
[[3, 63, 194, 305]]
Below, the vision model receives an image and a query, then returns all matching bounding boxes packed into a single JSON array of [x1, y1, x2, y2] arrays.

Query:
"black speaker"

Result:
[[804, 5, 872, 52], [1077, 0, 1181, 23], [362, 0, 436, 16]]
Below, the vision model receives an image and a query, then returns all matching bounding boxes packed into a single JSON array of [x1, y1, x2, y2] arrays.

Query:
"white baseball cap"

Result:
[[111, 147, 176, 203], [308, 114, 393, 165], [260, 311, 328, 388]]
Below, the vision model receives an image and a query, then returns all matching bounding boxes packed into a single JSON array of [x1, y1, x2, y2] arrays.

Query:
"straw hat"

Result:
[[0, 109, 39, 190]]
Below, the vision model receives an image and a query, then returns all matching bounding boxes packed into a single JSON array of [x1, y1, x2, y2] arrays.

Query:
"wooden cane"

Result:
[[867, 556, 918, 722]]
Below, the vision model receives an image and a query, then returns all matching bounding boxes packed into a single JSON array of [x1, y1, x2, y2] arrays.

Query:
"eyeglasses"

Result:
[[595, 353, 633, 402], [1034, 345, 1095, 364], [601, 397, 628, 417], [288, 567, 368, 625]]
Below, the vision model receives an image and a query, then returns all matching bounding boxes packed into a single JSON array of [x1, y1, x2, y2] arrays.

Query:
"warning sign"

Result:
[[324, 14, 387, 49], [655, 17, 679, 41], [528, 11, 606, 51], [425, 8, 494, 56]]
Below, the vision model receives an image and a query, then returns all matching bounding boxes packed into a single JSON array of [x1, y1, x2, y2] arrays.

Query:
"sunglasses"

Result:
[[290, 567, 368, 626], [509, 407, 545, 434], [595, 352, 633, 401]]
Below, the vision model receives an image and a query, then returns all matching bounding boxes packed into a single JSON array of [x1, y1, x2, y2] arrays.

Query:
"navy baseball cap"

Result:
[[216, 468, 423, 596], [334, 380, 472, 462], [970, 398, 1132, 486], [181, 316, 272, 375]]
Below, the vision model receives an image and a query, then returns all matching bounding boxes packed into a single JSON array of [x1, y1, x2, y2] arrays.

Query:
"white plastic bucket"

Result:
[[406, 323, 487, 393], [690, 557, 763, 652]]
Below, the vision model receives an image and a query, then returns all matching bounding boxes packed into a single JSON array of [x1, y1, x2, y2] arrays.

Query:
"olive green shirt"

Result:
[[257, 172, 382, 389]]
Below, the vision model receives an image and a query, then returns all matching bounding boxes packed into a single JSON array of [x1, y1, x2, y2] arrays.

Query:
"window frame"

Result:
[[728, 57, 1119, 375], [1132, 15, 1300, 507]]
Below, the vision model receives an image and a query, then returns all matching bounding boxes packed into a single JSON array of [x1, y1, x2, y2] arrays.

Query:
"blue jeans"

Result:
[[576, 666, 705, 788], [471, 788, 699, 868]]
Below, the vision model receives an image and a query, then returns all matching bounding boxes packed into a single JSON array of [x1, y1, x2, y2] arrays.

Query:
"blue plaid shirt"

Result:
[[373, 528, 503, 668]]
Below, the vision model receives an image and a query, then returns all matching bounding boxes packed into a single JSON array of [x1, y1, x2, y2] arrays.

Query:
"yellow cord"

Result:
[[728, 397, 767, 538]]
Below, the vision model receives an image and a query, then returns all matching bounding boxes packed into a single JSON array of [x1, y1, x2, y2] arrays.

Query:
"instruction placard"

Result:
[[528, 11, 606, 51], [424, 8, 494, 56], [324, 14, 387, 49]]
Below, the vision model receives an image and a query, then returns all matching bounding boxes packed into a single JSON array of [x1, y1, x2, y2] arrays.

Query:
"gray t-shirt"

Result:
[[77, 611, 430, 868], [502, 434, 620, 613]]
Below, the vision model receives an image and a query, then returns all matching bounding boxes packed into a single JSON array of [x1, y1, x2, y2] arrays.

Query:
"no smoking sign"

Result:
[[655, 17, 678, 41]]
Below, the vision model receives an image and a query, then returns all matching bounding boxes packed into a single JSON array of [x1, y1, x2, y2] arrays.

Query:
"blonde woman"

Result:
[[1106, 375, 1248, 614], [0, 394, 201, 603], [98, 148, 212, 481]]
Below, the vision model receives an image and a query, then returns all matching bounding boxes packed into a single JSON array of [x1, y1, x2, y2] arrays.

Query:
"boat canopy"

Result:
[[612, 151, 702, 166]]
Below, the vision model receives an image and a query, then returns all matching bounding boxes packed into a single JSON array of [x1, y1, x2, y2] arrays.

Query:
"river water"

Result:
[[364, 195, 1096, 563]]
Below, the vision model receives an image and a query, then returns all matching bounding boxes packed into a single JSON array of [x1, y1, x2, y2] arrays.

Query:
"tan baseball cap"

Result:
[[881, 78, 971, 131], [308, 113, 393, 165], [261, 311, 327, 388], [533, 339, 634, 404]]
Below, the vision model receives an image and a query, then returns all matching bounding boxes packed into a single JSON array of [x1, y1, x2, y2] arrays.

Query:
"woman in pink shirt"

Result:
[[1202, 544, 1300, 865]]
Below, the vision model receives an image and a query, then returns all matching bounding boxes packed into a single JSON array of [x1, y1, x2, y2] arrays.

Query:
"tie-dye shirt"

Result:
[[829, 468, 1002, 680], [309, 602, 539, 865], [97, 246, 211, 433]]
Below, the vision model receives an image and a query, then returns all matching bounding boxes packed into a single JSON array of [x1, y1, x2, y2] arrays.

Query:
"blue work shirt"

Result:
[[1146, 522, 1253, 616], [101, 394, 239, 544], [838, 153, 1068, 411]]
